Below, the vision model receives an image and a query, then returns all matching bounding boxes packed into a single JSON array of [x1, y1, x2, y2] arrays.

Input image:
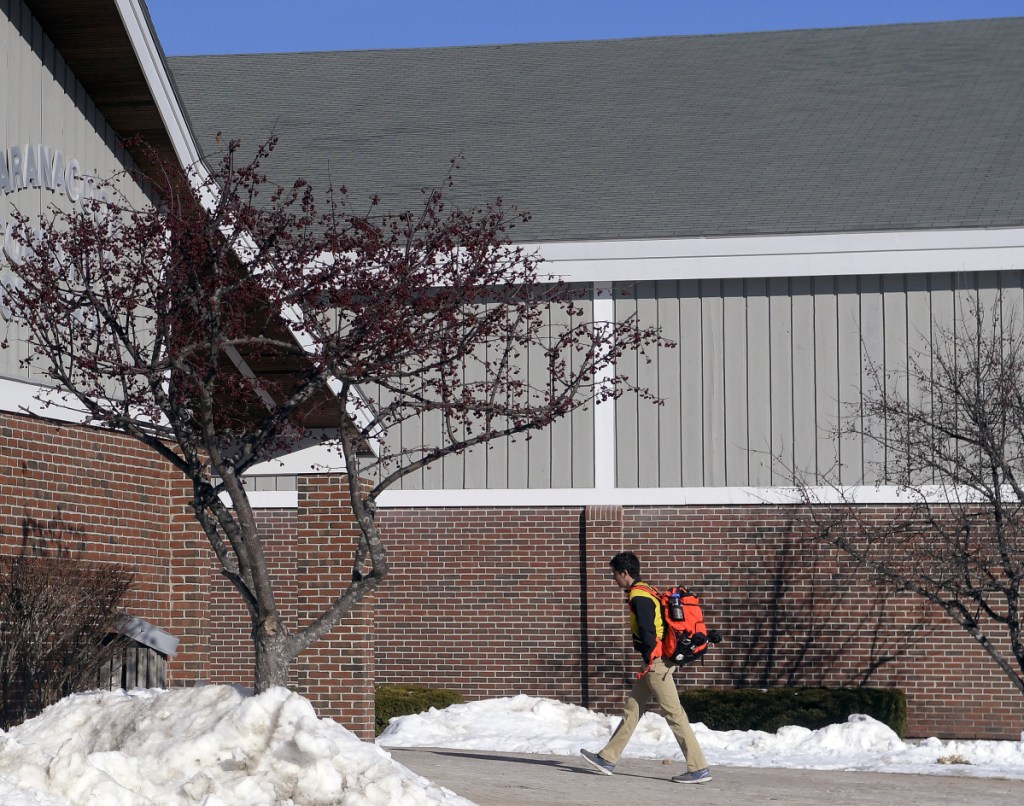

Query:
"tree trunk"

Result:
[[252, 614, 294, 692]]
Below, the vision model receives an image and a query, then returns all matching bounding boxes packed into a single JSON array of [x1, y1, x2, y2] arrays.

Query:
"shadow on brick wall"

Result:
[[726, 528, 936, 689], [9, 509, 88, 559]]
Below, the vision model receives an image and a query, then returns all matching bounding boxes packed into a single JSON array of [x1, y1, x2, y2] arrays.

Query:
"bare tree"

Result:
[[800, 299, 1024, 696], [0, 138, 669, 691]]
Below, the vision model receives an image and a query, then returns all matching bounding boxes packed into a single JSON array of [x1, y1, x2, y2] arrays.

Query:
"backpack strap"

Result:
[[631, 581, 661, 598]]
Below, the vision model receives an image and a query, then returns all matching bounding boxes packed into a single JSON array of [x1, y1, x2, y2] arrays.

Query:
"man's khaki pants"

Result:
[[598, 657, 708, 772]]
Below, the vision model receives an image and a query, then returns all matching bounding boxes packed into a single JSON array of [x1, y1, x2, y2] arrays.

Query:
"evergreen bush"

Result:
[[375, 684, 465, 736], [681, 686, 908, 738]]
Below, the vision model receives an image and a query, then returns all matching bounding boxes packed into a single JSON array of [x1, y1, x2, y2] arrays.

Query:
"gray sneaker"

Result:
[[671, 767, 712, 784], [580, 749, 615, 775]]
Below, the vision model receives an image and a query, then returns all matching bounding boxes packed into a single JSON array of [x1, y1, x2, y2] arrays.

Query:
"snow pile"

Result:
[[378, 694, 1024, 780], [0, 686, 472, 806], [2, 686, 1023, 806]]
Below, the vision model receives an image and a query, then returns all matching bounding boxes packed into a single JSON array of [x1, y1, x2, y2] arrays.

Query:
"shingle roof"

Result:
[[167, 18, 1024, 242]]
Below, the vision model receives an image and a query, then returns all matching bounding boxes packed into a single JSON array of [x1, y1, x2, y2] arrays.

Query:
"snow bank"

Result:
[[0, 686, 474, 806], [378, 694, 1024, 780]]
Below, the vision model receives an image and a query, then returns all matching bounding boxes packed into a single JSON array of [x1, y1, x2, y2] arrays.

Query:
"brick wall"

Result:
[[0, 413, 377, 738], [5, 409, 1022, 739], [377, 503, 1024, 739], [0, 411, 174, 626], [375, 506, 585, 701]]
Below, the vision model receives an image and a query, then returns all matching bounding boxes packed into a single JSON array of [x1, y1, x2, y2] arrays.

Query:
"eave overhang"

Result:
[[22, 0, 189, 179]]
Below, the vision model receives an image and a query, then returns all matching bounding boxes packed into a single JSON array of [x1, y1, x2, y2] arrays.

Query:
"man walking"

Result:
[[581, 551, 712, 784]]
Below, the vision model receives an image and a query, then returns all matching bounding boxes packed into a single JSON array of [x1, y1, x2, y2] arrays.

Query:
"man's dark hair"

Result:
[[610, 552, 640, 578]]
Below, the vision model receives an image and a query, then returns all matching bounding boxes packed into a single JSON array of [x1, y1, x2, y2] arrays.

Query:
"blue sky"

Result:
[[146, 0, 1024, 55]]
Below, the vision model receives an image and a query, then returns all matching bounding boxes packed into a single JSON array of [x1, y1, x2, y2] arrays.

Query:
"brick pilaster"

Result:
[[164, 469, 212, 685], [581, 504, 630, 714], [293, 474, 375, 739]]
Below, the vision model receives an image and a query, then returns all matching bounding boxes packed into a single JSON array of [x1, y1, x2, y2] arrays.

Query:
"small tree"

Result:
[[800, 300, 1024, 696], [1, 138, 669, 690]]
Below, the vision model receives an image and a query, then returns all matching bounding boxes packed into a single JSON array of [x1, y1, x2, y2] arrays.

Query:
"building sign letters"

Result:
[[1, 143, 110, 266]]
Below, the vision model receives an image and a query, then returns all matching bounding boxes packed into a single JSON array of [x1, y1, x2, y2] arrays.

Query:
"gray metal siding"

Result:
[[1, 0, 147, 384], [382, 294, 595, 491], [615, 271, 1024, 488]]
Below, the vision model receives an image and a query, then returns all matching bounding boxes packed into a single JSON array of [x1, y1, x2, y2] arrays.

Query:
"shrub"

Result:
[[375, 684, 464, 736], [681, 686, 908, 738], [0, 553, 134, 729]]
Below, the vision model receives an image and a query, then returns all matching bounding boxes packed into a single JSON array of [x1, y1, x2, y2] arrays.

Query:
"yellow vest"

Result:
[[628, 582, 665, 644]]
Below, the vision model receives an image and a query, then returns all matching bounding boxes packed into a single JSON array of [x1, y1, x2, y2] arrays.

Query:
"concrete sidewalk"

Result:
[[390, 747, 1024, 806]]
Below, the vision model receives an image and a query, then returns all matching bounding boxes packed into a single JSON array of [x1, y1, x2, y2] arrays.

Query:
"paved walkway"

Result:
[[390, 748, 1024, 806]]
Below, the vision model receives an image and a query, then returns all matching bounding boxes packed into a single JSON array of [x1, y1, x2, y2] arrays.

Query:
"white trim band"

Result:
[[0, 377, 91, 424], [534, 226, 1024, 284], [222, 484, 985, 510], [374, 484, 931, 509]]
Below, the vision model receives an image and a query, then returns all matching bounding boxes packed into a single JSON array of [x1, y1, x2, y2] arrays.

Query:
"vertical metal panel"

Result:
[[999, 271, 1024, 329], [745, 278, 772, 486], [524, 307, 552, 489], [678, 280, 704, 486], [634, 281, 660, 487], [882, 274, 908, 479], [976, 269, 1002, 317], [790, 276, 816, 481], [546, 296, 576, 488], [614, 284, 640, 486], [546, 304, 575, 489], [701, 280, 725, 484], [396, 380, 423, 490], [768, 277, 793, 485], [438, 374, 466, 491], [485, 410, 510, 490], [459, 325, 490, 490], [569, 295, 595, 488], [813, 276, 840, 480], [928, 273, 956, 486], [904, 273, 932, 486], [655, 280, 682, 487], [479, 305, 512, 491], [836, 275, 863, 482], [722, 278, 747, 485], [858, 275, 885, 478], [419, 374, 444, 489]]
